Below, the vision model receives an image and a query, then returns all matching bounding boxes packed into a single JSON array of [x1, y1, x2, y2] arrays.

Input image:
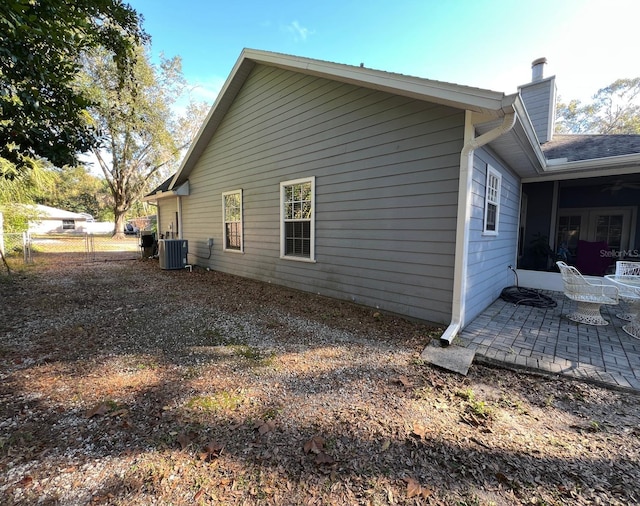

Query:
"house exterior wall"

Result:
[[29, 219, 89, 234], [174, 64, 466, 324], [464, 146, 520, 323], [158, 198, 178, 239]]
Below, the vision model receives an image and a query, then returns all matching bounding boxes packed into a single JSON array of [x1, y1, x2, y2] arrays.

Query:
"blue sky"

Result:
[[127, 0, 640, 106]]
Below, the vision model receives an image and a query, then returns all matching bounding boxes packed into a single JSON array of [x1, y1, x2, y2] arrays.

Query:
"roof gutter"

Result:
[[441, 107, 516, 345], [142, 181, 190, 203]]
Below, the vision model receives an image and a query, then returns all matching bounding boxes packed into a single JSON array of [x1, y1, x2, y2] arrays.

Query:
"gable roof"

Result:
[[168, 48, 640, 189], [170, 48, 521, 188], [149, 175, 174, 194], [143, 174, 189, 202], [29, 204, 89, 220]]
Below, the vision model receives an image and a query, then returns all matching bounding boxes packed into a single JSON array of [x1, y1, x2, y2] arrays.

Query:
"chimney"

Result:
[[531, 57, 547, 82], [519, 57, 556, 144]]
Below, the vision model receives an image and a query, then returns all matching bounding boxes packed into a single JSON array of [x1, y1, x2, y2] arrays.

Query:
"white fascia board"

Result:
[[522, 159, 640, 183], [542, 153, 640, 173], [511, 95, 547, 168], [141, 192, 163, 203]]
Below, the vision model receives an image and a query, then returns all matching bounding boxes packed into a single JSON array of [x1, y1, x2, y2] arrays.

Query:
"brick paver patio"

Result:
[[459, 291, 640, 391]]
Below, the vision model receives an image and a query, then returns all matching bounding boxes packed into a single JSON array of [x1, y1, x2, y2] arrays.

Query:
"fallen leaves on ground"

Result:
[[404, 476, 432, 499], [1, 257, 639, 505]]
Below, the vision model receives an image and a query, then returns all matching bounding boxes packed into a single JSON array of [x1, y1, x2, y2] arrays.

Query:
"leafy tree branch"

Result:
[[556, 78, 640, 134], [0, 0, 146, 176]]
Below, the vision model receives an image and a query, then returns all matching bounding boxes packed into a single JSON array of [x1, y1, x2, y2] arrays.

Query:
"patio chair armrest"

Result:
[[570, 283, 618, 301], [599, 284, 619, 300]]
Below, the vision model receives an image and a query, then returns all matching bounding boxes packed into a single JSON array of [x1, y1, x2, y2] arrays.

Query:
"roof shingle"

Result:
[[542, 134, 640, 162]]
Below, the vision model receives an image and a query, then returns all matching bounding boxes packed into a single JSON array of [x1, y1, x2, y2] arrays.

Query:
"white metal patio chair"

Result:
[[615, 261, 640, 321], [556, 261, 619, 326]]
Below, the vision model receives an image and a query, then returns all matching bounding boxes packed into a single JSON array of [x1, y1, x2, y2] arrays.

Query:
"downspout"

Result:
[[177, 196, 184, 239], [440, 109, 516, 345]]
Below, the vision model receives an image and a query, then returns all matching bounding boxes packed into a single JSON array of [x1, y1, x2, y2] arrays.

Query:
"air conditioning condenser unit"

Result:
[[158, 239, 188, 270]]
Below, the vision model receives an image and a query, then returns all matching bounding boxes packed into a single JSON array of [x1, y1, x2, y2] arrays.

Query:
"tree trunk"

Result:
[[112, 210, 127, 240]]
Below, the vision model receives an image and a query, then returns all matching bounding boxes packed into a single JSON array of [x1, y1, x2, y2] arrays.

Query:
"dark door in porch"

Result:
[[556, 208, 632, 274]]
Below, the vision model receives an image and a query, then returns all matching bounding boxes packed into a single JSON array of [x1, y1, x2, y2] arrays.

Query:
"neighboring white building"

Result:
[[27, 205, 91, 234]]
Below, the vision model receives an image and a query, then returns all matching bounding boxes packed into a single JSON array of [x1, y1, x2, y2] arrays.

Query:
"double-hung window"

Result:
[[222, 189, 243, 252], [280, 177, 315, 261], [483, 165, 501, 235]]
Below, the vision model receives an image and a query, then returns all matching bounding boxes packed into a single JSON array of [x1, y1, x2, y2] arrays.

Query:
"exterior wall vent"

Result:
[[158, 239, 188, 269]]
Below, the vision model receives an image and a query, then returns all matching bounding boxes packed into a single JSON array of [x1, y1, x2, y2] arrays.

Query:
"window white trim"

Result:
[[280, 176, 315, 262], [222, 189, 243, 253], [483, 165, 501, 235]]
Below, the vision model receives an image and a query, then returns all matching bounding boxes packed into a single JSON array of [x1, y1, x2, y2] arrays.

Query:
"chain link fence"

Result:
[[1, 232, 142, 267]]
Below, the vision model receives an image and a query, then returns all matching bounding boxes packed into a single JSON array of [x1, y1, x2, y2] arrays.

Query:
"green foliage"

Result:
[[81, 46, 208, 235], [0, 204, 30, 232], [0, 159, 54, 204], [0, 158, 54, 231], [35, 165, 113, 220], [455, 388, 494, 420], [556, 77, 640, 134], [0, 0, 146, 176], [455, 388, 475, 401], [0, 161, 113, 225], [467, 398, 493, 419]]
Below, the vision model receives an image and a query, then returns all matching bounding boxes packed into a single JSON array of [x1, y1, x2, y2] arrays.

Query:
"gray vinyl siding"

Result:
[[175, 64, 465, 324], [157, 198, 178, 239], [464, 147, 520, 324], [519, 78, 555, 144]]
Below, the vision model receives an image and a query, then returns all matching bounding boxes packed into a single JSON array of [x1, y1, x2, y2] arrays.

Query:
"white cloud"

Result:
[[285, 20, 314, 42]]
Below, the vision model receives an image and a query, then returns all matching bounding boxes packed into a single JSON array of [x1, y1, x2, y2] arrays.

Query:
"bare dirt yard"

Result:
[[1, 257, 639, 505]]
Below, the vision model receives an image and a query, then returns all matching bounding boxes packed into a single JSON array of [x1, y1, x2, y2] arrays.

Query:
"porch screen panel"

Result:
[[556, 215, 581, 259]]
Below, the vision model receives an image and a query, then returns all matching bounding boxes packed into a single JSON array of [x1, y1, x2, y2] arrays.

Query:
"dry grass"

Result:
[[1, 256, 639, 505]]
